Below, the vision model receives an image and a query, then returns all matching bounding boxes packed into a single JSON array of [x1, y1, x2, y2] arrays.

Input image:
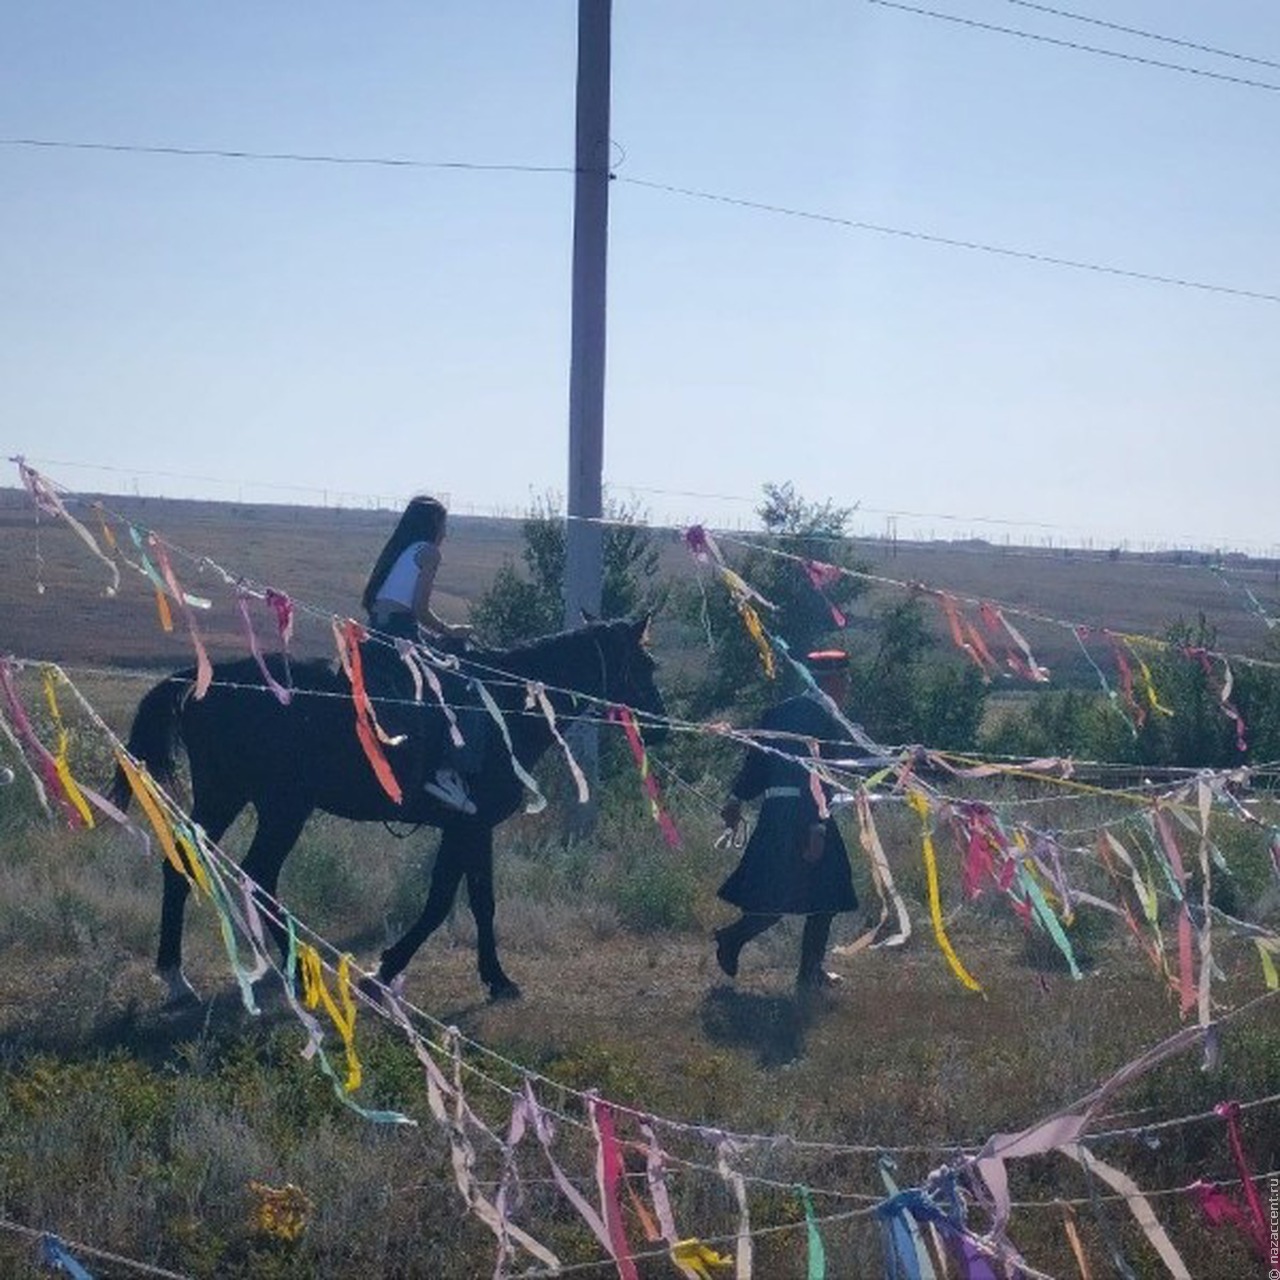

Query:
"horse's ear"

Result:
[[580, 608, 598, 625]]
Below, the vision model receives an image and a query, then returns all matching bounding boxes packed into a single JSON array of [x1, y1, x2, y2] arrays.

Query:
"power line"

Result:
[[6, 136, 1277, 305], [616, 174, 1280, 304], [867, 0, 1280, 93], [0, 135, 575, 175], [997, 0, 1280, 72]]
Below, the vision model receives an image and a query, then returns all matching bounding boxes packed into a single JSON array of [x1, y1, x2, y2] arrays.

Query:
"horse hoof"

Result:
[[156, 967, 200, 1007], [488, 980, 522, 1003]]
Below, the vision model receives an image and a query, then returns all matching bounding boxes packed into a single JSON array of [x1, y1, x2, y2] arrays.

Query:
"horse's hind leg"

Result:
[[375, 824, 469, 987], [464, 829, 520, 1001], [156, 795, 241, 1004]]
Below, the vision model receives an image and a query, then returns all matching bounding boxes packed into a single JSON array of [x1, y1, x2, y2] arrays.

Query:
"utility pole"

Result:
[[563, 0, 611, 830]]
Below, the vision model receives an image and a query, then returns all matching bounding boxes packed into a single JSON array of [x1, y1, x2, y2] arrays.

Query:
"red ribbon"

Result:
[[1213, 1101, 1268, 1257]]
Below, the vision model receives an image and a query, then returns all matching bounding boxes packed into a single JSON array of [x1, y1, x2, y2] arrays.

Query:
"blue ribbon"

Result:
[[36, 1234, 94, 1279]]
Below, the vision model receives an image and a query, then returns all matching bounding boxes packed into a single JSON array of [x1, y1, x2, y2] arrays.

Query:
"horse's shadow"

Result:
[[699, 984, 821, 1069]]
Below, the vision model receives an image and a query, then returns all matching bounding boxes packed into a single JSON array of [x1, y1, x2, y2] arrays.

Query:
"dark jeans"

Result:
[[716, 911, 835, 980]]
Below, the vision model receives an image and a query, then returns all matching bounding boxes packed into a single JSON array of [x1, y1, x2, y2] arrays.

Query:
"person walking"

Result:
[[715, 649, 860, 990]]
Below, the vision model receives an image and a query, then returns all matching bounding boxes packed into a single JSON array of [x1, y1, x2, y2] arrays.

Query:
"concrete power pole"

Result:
[[563, 0, 611, 829]]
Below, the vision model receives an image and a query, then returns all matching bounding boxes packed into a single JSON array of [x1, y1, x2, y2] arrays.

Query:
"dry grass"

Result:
[[1, 745, 1277, 1277]]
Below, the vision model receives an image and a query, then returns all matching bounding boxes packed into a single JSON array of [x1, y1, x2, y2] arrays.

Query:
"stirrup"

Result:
[[424, 767, 476, 815]]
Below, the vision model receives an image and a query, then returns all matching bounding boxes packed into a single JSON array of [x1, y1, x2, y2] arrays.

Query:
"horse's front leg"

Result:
[[375, 823, 469, 986], [239, 802, 312, 965], [464, 826, 520, 1001]]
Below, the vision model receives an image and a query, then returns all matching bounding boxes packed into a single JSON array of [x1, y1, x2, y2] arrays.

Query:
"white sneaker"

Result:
[[424, 767, 477, 815]]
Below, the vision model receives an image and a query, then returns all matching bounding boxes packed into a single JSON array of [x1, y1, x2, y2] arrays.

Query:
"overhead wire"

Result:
[[616, 173, 1280, 305], [996, 0, 1280, 71], [866, 0, 1280, 93], [0, 135, 576, 176], [4, 134, 1279, 306]]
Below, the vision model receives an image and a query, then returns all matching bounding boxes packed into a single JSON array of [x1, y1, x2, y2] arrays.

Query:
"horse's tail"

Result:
[[108, 676, 189, 811]]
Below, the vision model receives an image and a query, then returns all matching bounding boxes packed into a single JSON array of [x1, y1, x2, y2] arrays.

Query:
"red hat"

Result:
[[805, 649, 849, 673]]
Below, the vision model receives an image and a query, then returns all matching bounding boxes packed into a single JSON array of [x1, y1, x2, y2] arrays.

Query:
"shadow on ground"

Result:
[[699, 984, 827, 1069]]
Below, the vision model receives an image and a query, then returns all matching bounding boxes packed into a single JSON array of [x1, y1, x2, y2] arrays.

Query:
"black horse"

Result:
[[111, 616, 666, 1003]]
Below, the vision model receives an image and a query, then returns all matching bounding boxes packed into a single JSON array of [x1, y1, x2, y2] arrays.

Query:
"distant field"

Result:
[[2, 488, 1277, 684]]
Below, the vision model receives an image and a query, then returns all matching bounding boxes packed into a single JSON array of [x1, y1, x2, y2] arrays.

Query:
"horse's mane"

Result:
[[481, 618, 622, 662]]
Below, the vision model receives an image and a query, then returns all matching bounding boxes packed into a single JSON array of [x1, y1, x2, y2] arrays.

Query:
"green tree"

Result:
[[1133, 617, 1242, 768], [851, 597, 986, 749], [1232, 632, 1280, 763], [469, 495, 665, 647]]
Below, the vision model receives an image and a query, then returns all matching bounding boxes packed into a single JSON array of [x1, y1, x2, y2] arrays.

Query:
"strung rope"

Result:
[[14, 456, 119, 595]]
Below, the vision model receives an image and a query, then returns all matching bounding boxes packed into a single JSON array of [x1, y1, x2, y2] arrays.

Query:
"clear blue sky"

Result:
[[3, 2, 1278, 553]]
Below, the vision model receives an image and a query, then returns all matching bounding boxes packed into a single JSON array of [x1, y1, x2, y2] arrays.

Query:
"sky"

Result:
[[2, 2, 1278, 554]]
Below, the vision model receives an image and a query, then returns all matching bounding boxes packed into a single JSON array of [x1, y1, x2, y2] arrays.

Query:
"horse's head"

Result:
[[591, 613, 668, 744]]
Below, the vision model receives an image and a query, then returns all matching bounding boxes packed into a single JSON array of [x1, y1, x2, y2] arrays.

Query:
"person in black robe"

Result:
[[715, 649, 859, 989]]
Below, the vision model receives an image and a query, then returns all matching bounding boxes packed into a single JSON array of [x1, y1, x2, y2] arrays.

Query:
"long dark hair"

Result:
[[361, 495, 448, 612]]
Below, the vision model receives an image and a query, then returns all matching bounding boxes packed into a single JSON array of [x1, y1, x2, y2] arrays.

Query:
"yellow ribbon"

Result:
[[248, 1180, 312, 1241], [298, 945, 362, 1092], [174, 824, 213, 897], [1116, 633, 1175, 718], [735, 599, 775, 678], [907, 789, 983, 994], [1256, 937, 1279, 990], [41, 669, 94, 827], [114, 751, 188, 880], [671, 1239, 733, 1278]]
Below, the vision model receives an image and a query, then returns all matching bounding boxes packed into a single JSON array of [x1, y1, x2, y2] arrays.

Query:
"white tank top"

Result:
[[376, 541, 439, 610]]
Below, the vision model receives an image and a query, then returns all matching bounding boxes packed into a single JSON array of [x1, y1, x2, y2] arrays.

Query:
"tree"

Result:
[[850, 597, 986, 749], [469, 494, 665, 647]]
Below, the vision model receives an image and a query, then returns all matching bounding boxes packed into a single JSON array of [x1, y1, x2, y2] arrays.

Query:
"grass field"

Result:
[[1, 489, 1279, 1278]]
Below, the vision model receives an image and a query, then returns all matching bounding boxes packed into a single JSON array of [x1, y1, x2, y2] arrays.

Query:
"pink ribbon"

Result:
[[1152, 807, 1197, 1018], [236, 590, 292, 705], [1190, 1180, 1264, 1259], [590, 1096, 639, 1280], [1213, 1101, 1268, 1257], [801, 559, 847, 628]]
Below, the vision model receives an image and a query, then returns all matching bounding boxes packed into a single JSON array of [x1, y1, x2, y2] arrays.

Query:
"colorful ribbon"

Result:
[[332, 619, 403, 805], [609, 704, 680, 847], [907, 789, 983, 995], [15, 458, 119, 596], [149, 536, 213, 698], [1213, 1101, 1268, 1257], [235, 588, 292, 705]]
